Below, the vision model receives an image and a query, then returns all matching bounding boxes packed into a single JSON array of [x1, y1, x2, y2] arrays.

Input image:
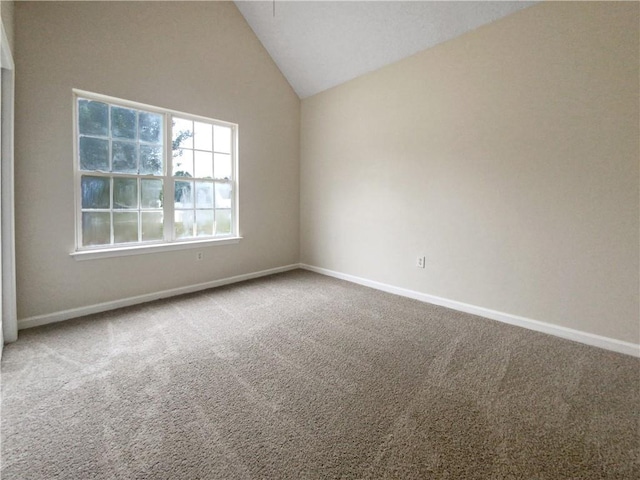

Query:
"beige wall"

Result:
[[301, 2, 639, 344], [15, 2, 300, 319], [13, 1, 640, 345]]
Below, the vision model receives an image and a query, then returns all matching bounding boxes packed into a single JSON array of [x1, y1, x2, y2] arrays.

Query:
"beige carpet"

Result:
[[1, 270, 638, 479]]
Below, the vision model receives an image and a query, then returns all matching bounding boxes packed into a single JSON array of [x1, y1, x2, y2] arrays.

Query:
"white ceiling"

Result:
[[235, 1, 536, 98]]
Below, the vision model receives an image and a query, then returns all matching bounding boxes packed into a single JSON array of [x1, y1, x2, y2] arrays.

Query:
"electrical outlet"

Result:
[[196, 252, 204, 261], [417, 256, 425, 268]]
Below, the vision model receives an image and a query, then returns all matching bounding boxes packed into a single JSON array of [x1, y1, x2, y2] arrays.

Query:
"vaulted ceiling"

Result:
[[235, 1, 536, 98]]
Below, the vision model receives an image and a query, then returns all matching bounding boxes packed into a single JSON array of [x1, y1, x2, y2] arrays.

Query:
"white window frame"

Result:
[[71, 89, 240, 261]]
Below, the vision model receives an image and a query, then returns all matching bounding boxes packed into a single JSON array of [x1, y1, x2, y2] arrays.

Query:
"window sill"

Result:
[[70, 236, 242, 261]]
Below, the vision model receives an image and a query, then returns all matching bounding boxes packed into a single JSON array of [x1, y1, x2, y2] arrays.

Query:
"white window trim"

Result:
[[71, 89, 240, 259], [1, 20, 18, 343], [70, 236, 242, 261]]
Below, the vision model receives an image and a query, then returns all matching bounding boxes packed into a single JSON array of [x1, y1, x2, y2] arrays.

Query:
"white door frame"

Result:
[[1, 21, 17, 344]]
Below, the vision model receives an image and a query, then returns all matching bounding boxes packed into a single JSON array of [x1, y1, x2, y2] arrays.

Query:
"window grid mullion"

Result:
[[137, 177, 142, 243], [78, 171, 161, 180], [108, 105, 113, 173], [109, 178, 114, 245], [164, 113, 175, 242], [108, 106, 113, 246]]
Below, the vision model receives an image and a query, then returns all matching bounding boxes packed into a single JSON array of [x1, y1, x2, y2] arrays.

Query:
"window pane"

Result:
[[139, 112, 163, 144], [174, 210, 194, 239], [111, 106, 136, 140], [82, 212, 110, 246], [213, 125, 231, 153], [196, 210, 214, 237], [142, 212, 163, 241], [174, 180, 193, 208], [141, 179, 163, 208], [193, 121, 213, 151], [173, 149, 194, 177], [79, 137, 109, 171], [78, 100, 108, 136], [113, 212, 138, 243], [215, 209, 232, 235], [140, 145, 163, 175], [195, 181, 213, 208], [194, 151, 213, 178], [214, 182, 232, 209], [172, 117, 193, 150], [113, 178, 138, 209], [77, 94, 237, 251], [112, 141, 138, 173], [213, 153, 232, 180], [81, 176, 110, 209]]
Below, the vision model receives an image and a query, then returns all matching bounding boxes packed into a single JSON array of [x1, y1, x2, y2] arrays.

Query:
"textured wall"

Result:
[[300, 2, 639, 343], [15, 1, 300, 319]]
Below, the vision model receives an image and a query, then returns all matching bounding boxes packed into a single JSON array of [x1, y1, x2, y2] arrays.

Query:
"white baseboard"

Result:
[[300, 264, 640, 358], [18, 264, 302, 330], [18, 262, 640, 358]]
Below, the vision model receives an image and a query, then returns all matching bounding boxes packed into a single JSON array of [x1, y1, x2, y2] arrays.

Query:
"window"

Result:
[[73, 90, 238, 256]]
